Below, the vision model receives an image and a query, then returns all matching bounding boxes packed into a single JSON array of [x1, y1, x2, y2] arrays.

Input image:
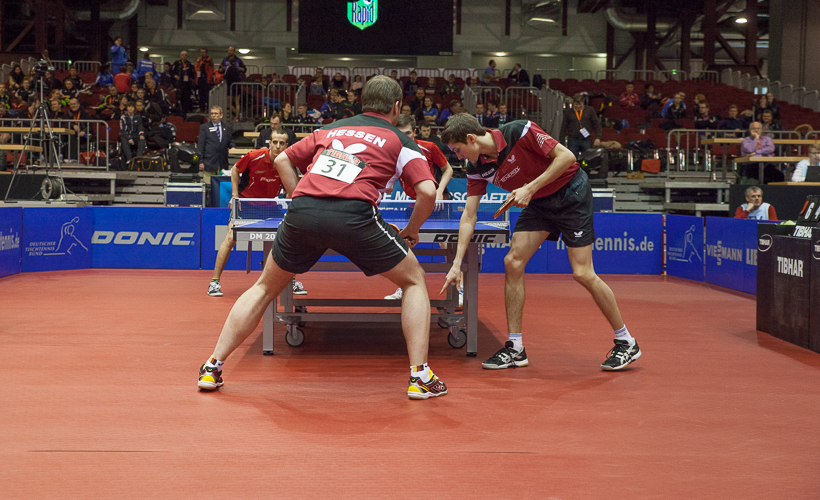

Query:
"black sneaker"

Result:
[[481, 341, 528, 369], [601, 339, 642, 371]]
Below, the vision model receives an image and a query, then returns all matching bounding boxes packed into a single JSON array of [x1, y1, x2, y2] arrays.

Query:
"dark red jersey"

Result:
[[400, 138, 447, 199], [466, 120, 579, 199], [234, 148, 283, 199], [284, 112, 433, 206]]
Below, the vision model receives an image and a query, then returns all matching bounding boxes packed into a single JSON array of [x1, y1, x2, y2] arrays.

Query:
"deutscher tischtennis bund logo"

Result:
[[348, 0, 377, 30]]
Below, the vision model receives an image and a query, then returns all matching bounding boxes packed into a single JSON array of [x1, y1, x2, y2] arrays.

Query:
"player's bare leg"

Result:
[[381, 251, 447, 399], [212, 220, 236, 282], [198, 253, 294, 390], [566, 244, 641, 371]]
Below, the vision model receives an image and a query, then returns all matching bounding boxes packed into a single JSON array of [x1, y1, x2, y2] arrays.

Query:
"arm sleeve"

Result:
[[740, 138, 754, 156], [734, 206, 749, 219], [283, 130, 318, 173], [792, 160, 807, 182], [233, 152, 250, 173], [429, 144, 448, 170], [769, 206, 778, 220], [760, 137, 775, 156], [466, 177, 489, 197]]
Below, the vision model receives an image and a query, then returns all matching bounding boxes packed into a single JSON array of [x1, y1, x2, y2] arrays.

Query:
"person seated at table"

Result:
[[791, 143, 820, 182], [734, 186, 777, 220], [740, 121, 783, 183]]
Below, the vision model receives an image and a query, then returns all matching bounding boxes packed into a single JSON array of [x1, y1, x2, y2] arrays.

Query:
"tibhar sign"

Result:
[[348, 0, 377, 30]]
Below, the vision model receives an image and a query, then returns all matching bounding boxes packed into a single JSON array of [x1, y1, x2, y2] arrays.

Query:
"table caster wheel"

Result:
[[448, 327, 467, 348], [286, 325, 305, 347]]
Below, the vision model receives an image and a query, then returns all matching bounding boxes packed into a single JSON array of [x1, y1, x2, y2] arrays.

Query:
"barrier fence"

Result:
[[0, 116, 110, 170]]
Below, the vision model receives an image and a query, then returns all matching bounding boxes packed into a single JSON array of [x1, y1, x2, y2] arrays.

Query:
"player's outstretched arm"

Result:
[[273, 151, 300, 196], [401, 179, 436, 246], [437, 161, 454, 200], [441, 195, 480, 294], [230, 166, 240, 199]]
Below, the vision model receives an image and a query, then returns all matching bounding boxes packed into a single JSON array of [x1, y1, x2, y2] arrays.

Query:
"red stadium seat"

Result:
[[175, 122, 201, 143]]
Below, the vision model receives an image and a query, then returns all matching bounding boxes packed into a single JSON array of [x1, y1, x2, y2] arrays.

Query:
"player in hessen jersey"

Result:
[[206, 130, 308, 298], [382, 114, 459, 304], [198, 76, 449, 400], [440, 114, 641, 372]]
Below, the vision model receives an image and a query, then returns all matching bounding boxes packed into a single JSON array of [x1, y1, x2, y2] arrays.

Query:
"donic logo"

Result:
[[348, 0, 377, 30], [92, 231, 195, 246]]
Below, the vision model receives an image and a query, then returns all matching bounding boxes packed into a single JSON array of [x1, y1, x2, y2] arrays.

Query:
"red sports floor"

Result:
[[2, 269, 820, 499]]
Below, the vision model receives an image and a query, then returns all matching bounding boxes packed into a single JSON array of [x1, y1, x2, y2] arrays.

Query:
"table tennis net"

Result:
[[232, 198, 507, 222]]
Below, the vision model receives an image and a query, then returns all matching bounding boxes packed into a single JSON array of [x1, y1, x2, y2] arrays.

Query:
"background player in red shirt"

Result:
[[441, 114, 641, 372], [198, 76, 448, 400], [207, 131, 309, 297], [384, 114, 455, 302]]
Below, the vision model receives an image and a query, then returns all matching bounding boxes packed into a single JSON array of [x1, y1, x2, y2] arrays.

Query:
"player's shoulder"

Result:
[[413, 138, 437, 152]]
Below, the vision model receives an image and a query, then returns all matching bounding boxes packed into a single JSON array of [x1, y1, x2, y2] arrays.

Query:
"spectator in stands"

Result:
[[311, 67, 328, 92], [41, 70, 61, 94], [389, 70, 400, 86], [195, 47, 215, 112], [486, 101, 500, 123], [64, 66, 82, 89], [7, 64, 24, 91], [404, 70, 420, 97], [0, 84, 11, 109], [440, 74, 460, 96], [561, 93, 602, 158], [765, 92, 781, 121], [468, 76, 480, 88], [734, 186, 777, 220], [61, 79, 80, 101], [143, 79, 167, 110], [47, 99, 61, 120], [134, 53, 156, 84], [720, 104, 746, 132], [269, 73, 282, 85], [62, 97, 92, 159], [160, 62, 174, 89], [509, 63, 529, 87], [114, 66, 132, 94], [110, 37, 127, 75], [95, 63, 114, 87], [344, 91, 362, 116], [128, 82, 140, 101], [330, 72, 346, 91], [753, 94, 770, 122], [308, 76, 326, 96], [662, 92, 686, 119], [409, 87, 425, 113], [172, 51, 196, 114], [256, 114, 295, 148], [125, 61, 137, 81], [740, 121, 782, 182], [424, 77, 437, 95], [119, 101, 145, 164], [481, 72, 494, 87], [791, 143, 820, 182], [473, 103, 491, 127], [760, 109, 783, 133], [493, 103, 511, 126], [320, 89, 343, 120], [0, 106, 9, 169], [484, 59, 497, 79], [220, 46, 247, 120], [421, 96, 438, 124], [694, 101, 720, 130], [295, 103, 313, 124], [438, 99, 461, 126], [401, 104, 412, 115], [280, 102, 297, 124], [198, 105, 234, 184], [693, 94, 706, 108], [350, 74, 363, 95], [620, 81, 640, 108], [111, 96, 127, 121], [16, 78, 35, 106], [641, 83, 661, 109], [99, 84, 119, 113]]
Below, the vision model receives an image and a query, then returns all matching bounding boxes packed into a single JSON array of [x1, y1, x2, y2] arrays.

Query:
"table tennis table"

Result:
[[232, 199, 509, 357]]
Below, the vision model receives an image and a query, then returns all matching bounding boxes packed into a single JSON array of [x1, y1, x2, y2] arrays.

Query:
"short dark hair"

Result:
[[361, 75, 402, 114], [700, 102, 710, 108], [396, 114, 416, 129], [572, 94, 584, 104], [644, 83, 654, 90], [729, 104, 738, 110], [626, 81, 634, 85], [126, 101, 136, 109], [441, 113, 487, 145]]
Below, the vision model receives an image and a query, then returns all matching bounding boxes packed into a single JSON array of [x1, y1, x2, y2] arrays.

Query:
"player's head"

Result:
[[441, 113, 487, 162], [361, 75, 402, 123], [267, 130, 289, 160], [419, 122, 432, 138], [396, 114, 416, 138], [745, 186, 763, 208]]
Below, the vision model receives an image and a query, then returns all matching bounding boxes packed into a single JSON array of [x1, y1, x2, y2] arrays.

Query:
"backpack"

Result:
[[531, 74, 545, 89]]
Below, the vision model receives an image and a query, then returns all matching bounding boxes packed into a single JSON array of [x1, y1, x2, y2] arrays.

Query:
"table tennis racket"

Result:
[[493, 193, 516, 219], [388, 223, 401, 234]]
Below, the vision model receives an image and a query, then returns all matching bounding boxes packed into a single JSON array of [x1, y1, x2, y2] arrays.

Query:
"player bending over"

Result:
[[383, 114, 457, 304], [198, 75, 448, 399], [207, 132, 308, 297], [440, 114, 641, 371]]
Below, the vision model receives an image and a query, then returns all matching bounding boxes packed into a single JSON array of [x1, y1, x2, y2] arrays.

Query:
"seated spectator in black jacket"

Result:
[[119, 101, 145, 163], [256, 114, 296, 148], [640, 83, 662, 110], [497, 103, 512, 126], [294, 103, 314, 124], [694, 102, 720, 130], [0, 83, 11, 109], [41, 70, 61, 95], [440, 74, 461, 96], [408, 87, 425, 113], [64, 66, 83, 89], [160, 62, 175, 89], [664, 93, 687, 119], [509, 63, 530, 86], [15, 78, 35, 106], [61, 97, 92, 159], [760, 109, 783, 133], [330, 72, 346, 91], [343, 91, 363, 116], [61, 79, 80, 101], [403, 71, 420, 97], [143, 78, 167, 109], [753, 95, 771, 122], [401, 103, 423, 124], [766, 92, 781, 121], [720, 104, 747, 132]]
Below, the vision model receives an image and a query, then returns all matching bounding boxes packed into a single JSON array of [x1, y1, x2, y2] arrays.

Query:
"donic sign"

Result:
[[348, 0, 377, 30]]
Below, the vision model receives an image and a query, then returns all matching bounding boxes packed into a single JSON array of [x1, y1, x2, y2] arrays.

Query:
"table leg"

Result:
[[722, 148, 728, 180], [465, 242, 479, 357], [759, 162, 765, 183], [665, 187, 671, 204], [262, 241, 275, 355]]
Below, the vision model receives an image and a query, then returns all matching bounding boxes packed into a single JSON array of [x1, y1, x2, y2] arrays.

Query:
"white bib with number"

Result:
[[311, 148, 364, 184]]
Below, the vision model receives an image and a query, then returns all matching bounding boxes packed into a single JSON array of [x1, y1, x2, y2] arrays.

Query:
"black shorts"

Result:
[[514, 169, 595, 247], [271, 196, 410, 276]]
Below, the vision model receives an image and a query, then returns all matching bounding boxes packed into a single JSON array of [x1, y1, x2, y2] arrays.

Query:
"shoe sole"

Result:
[[208, 292, 223, 297], [601, 349, 642, 371], [384, 295, 402, 300], [481, 359, 528, 369], [293, 291, 307, 295], [197, 380, 224, 390], [408, 390, 448, 400]]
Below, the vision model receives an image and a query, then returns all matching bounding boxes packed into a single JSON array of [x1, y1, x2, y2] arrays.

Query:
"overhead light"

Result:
[[196, 9, 214, 15], [339, 57, 353, 61], [139, 47, 149, 52], [494, 52, 508, 57], [149, 54, 162, 58], [529, 17, 557, 23], [735, 17, 748, 24], [238, 48, 250, 54], [595, 53, 607, 58], [243, 56, 258, 60]]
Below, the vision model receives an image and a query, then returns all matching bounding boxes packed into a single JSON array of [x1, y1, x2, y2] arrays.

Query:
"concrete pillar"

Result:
[[744, 0, 758, 68], [769, 0, 820, 87], [275, 46, 288, 75], [703, 0, 717, 68], [459, 50, 472, 72]]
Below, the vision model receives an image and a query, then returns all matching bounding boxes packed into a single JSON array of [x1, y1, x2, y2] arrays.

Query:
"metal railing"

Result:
[[471, 86, 503, 112], [208, 82, 228, 118], [692, 70, 719, 83], [323, 66, 352, 82], [256, 122, 322, 136], [264, 82, 300, 118], [780, 84, 794, 104], [565, 69, 593, 81], [73, 61, 101, 73], [245, 65, 261, 76], [658, 70, 688, 82], [541, 87, 565, 138], [381, 67, 412, 78], [443, 68, 472, 82], [352, 67, 381, 82], [413, 68, 441, 79], [228, 81, 267, 122], [0, 116, 111, 170], [628, 70, 656, 81], [463, 85, 477, 115], [505, 87, 542, 125], [804, 91, 819, 112], [291, 66, 318, 79], [806, 131, 820, 141], [596, 69, 625, 81]]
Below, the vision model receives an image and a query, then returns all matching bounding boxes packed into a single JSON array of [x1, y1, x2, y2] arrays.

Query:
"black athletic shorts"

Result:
[[271, 196, 410, 276], [514, 168, 595, 247]]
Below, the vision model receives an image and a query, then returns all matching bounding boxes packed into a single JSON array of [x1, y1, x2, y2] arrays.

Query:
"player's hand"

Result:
[[746, 202, 756, 212], [399, 227, 419, 247], [510, 185, 534, 209], [593, 138, 601, 147], [440, 264, 463, 295], [434, 190, 446, 210]]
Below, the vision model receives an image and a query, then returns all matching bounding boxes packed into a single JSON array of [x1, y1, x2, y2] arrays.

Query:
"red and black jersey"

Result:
[[400, 138, 447, 199], [466, 120, 579, 199], [284, 112, 433, 206], [234, 148, 283, 199]]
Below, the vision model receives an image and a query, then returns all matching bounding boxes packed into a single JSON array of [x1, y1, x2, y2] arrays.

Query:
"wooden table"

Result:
[[769, 182, 820, 186], [0, 127, 75, 134], [734, 156, 806, 183], [703, 138, 818, 174]]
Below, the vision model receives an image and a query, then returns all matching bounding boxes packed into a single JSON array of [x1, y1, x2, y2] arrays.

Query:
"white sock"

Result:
[[411, 363, 432, 383], [508, 333, 523, 352], [614, 326, 635, 345], [206, 356, 224, 372]]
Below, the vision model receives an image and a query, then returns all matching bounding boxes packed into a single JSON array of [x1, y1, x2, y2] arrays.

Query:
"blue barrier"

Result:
[[666, 215, 705, 282], [704, 217, 758, 294], [91, 207, 201, 269], [0, 207, 22, 278], [22, 207, 92, 272], [201, 208, 264, 271]]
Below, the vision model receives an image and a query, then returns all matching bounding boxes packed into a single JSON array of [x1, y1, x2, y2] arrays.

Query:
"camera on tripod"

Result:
[[32, 59, 55, 78]]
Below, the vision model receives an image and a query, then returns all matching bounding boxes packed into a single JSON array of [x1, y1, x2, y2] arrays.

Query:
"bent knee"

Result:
[[572, 268, 598, 287], [504, 252, 527, 274]]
